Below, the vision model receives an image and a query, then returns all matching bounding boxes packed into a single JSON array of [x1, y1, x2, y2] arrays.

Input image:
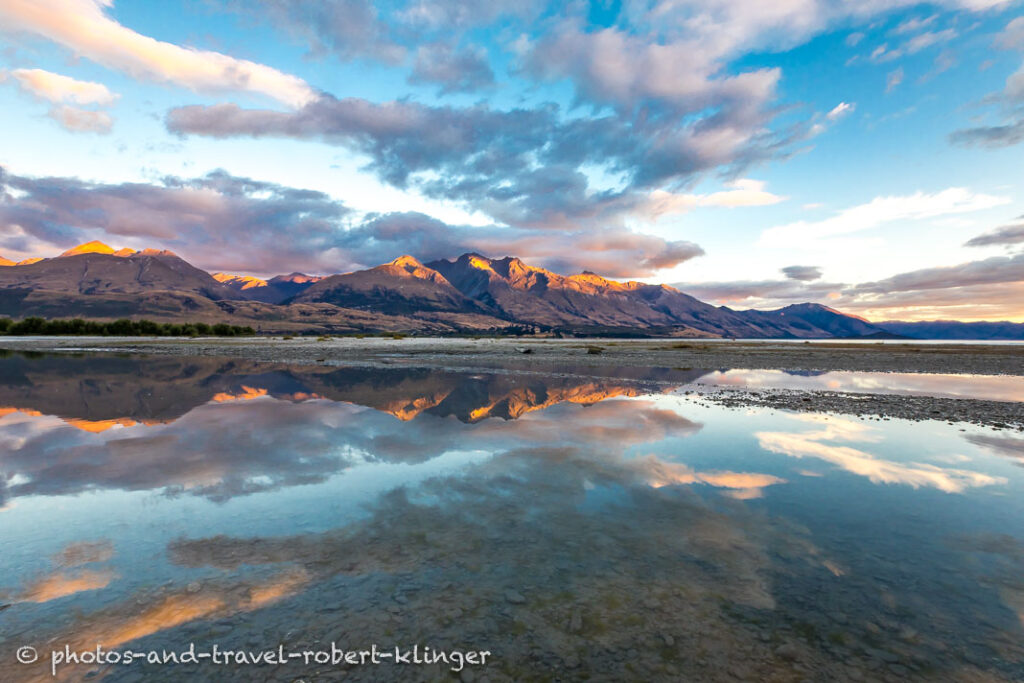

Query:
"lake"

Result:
[[1, 352, 1022, 681]]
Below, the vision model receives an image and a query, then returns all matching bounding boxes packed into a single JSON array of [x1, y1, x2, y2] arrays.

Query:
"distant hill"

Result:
[[748, 303, 888, 338], [214, 271, 323, 304], [0, 241, 998, 338], [876, 321, 1024, 340]]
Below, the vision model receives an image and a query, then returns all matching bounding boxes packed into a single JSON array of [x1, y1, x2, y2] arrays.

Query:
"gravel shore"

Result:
[[700, 387, 1024, 431]]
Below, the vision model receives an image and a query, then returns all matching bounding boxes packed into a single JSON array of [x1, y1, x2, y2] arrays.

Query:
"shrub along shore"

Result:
[[0, 317, 256, 337]]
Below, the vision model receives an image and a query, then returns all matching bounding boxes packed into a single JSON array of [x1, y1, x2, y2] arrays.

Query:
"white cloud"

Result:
[[47, 105, 112, 133], [867, 27, 957, 65], [997, 17, 1024, 50], [1005, 62, 1024, 101], [700, 179, 788, 208], [886, 66, 905, 92], [760, 188, 1010, 248], [905, 28, 958, 54], [2, 67, 119, 133], [0, 0, 315, 108], [893, 15, 938, 35], [7, 68, 118, 105], [826, 101, 855, 121], [871, 43, 900, 63], [640, 179, 786, 219]]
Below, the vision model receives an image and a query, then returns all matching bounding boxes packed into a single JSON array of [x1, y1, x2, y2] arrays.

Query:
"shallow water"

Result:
[[691, 368, 1024, 401], [0, 353, 1022, 682]]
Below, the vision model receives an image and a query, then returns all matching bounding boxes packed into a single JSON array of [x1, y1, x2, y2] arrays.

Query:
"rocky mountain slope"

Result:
[[0, 242, 893, 337], [292, 256, 493, 316]]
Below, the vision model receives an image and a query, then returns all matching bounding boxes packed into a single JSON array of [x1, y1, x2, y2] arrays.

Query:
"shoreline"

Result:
[[2, 336, 1022, 432], [1, 335, 1022, 376]]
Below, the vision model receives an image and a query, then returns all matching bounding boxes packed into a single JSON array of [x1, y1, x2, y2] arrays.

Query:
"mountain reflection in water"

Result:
[[0, 352, 1022, 682]]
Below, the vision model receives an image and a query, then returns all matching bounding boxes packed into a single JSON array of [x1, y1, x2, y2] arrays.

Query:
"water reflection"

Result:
[[967, 434, 1024, 464], [0, 353, 1022, 682], [756, 414, 1007, 493], [0, 354, 712, 505], [694, 368, 1024, 401]]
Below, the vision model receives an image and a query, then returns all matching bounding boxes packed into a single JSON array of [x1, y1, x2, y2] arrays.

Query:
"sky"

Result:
[[0, 0, 1023, 321]]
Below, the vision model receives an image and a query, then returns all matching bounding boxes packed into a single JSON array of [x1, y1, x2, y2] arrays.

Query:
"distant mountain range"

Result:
[[213, 271, 326, 304], [0, 241, 1019, 338], [875, 321, 1024, 341]]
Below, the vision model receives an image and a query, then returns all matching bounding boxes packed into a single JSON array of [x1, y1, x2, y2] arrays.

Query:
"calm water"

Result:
[[0, 352, 1022, 682], [691, 369, 1024, 401]]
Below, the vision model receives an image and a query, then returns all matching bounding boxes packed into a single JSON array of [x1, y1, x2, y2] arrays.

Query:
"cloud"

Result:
[[5, 67, 117, 105], [157, 1, 1010, 237], [921, 49, 957, 82], [636, 179, 785, 219], [681, 219, 1024, 316], [949, 16, 1024, 148], [339, 211, 705, 277], [0, 167, 351, 274], [397, 0, 542, 29], [0, 0, 316, 107], [2, 67, 119, 133], [965, 217, 1024, 247], [905, 28, 958, 53], [698, 179, 788, 208], [225, 0, 405, 64], [870, 27, 958, 64], [870, 43, 900, 63], [853, 252, 1024, 294], [781, 265, 823, 281], [216, 0, 543, 69], [165, 93, 805, 235], [893, 15, 938, 35], [886, 66, 904, 92], [950, 118, 1024, 147], [672, 278, 843, 308], [408, 43, 495, 94], [519, 20, 780, 123], [759, 187, 1009, 248], [46, 104, 113, 133], [995, 16, 1024, 50], [838, 281, 1024, 321], [826, 102, 855, 121], [0, 167, 702, 277], [829, 251, 1024, 320], [677, 249, 1024, 318]]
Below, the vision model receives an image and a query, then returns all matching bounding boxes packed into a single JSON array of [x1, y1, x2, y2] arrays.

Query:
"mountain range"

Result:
[[1, 241, 1020, 338]]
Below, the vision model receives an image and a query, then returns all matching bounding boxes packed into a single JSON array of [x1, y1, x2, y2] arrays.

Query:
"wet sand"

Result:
[[2, 336, 1022, 430]]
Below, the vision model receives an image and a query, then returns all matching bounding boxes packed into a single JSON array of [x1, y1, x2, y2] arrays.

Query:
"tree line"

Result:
[[0, 317, 256, 337]]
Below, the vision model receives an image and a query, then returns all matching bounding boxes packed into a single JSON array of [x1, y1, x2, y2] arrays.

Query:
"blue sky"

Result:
[[1, 0, 1023, 320]]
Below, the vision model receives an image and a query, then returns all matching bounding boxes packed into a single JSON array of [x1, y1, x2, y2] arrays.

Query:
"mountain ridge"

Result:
[[0, 241, 987, 338]]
